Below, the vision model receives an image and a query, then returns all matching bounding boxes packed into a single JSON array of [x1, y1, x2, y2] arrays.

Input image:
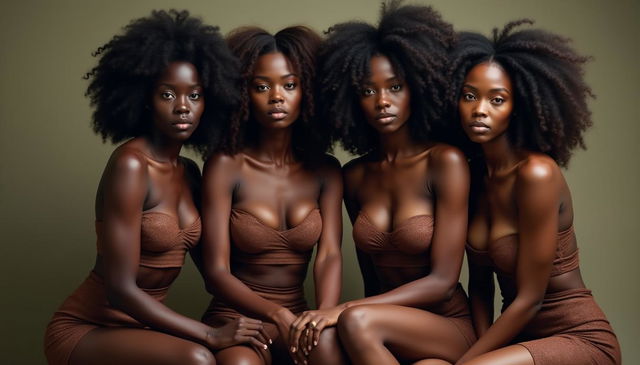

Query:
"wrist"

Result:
[[268, 306, 292, 323]]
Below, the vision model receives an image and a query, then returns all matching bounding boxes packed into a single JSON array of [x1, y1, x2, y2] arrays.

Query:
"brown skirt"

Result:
[[44, 271, 168, 365], [513, 288, 621, 365], [422, 283, 476, 348], [202, 280, 308, 364]]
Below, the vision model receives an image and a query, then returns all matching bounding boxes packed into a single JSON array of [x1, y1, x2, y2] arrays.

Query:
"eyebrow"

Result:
[[157, 83, 203, 88], [462, 84, 511, 94], [253, 74, 298, 81]]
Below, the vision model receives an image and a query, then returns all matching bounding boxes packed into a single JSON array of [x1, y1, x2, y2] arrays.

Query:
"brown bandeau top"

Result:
[[353, 212, 434, 268], [466, 225, 579, 277], [96, 211, 201, 269], [229, 208, 321, 265]]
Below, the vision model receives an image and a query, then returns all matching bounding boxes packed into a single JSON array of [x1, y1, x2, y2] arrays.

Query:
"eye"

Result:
[[161, 91, 175, 100], [491, 96, 505, 105], [461, 92, 476, 102], [390, 84, 402, 92], [284, 82, 296, 90], [255, 84, 269, 92], [362, 88, 375, 96], [189, 92, 201, 100]]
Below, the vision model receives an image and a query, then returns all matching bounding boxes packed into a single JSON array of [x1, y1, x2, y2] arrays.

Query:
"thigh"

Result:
[[462, 345, 534, 365], [69, 327, 215, 365], [340, 304, 471, 363], [215, 345, 270, 365]]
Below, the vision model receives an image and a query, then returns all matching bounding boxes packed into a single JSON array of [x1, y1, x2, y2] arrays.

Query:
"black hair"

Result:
[[85, 9, 240, 158], [318, 0, 455, 155]]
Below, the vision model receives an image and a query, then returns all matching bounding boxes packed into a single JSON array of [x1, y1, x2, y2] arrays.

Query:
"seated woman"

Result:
[[448, 20, 621, 365], [44, 10, 268, 365], [289, 3, 475, 364], [199, 26, 346, 365]]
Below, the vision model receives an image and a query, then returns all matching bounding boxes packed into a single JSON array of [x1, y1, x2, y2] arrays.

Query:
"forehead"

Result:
[[156, 61, 200, 83], [253, 52, 294, 76], [464, 62, 512, 89], [367, 55, 396, 80]]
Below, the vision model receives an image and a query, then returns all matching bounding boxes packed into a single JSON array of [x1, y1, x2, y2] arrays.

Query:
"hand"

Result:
[[289, 306, 344, 356], [206, 316, 271, 351], [271, 308, 309, 364]]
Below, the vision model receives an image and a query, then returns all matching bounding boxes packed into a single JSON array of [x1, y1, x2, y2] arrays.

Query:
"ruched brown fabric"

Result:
[[353, 212, 475, 346], [44, 213, 201, 365], [466, 228, 621, 365], [229, 208, 321, 264]]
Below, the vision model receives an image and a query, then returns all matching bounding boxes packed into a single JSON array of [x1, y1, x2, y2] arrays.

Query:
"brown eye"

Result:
[[284, 82, 296, 90], [362, 88, 375, 96], [255, 84, 269, 92], [161, 91, 175, 100], [390, 84, 402, 92], [492, 97, 505, 105], [189, 92, 201, 100], [462, 93, 476, 101]]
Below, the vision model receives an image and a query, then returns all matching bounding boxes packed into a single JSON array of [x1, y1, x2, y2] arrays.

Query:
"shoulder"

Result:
[[106, 141, 149, 177], [516, 153, 560, 187], [179, 156, 202, 180], [428, 143, 468, 172], [342, 154, 370, 184], [203, 152, 243, 175], [314, 153, 342, 174]]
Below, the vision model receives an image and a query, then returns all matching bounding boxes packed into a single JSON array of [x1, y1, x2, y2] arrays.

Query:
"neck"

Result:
[[481, 134, 520, 176], [254, 126, 295, 167], [378, 123, 425, 162], [145, 133, 183, 165]]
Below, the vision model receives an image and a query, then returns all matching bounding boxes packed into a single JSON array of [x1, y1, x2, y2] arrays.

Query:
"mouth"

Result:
[[468, 121, 489, 133], [268, 109, 288, 121], [172, 121, 193, 131], [375, 112, 396, 124]]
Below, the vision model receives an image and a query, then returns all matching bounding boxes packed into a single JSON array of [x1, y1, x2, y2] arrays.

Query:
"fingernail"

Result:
[[291, 346, 296, 353], [314, 341, 318, 346], [263, 344, 268, 350], [269, 339, 273, 344]]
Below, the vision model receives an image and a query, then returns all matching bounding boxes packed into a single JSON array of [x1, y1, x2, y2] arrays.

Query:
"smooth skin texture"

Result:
[[202, 52, 345, 365], [456, 62, 586, 365], [69, 62, 269, 365], [290, 55, 471, 365]]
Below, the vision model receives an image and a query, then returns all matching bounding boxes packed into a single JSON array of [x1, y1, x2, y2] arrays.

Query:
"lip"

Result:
[[375, 112, 396, 124], [172, 121, 193, 131], [468, 120, 489, 133], [268, 108, 288, 121]]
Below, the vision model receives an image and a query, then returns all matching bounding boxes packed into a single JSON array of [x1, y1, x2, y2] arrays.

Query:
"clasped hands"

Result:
[[284, 306, 344, 364]]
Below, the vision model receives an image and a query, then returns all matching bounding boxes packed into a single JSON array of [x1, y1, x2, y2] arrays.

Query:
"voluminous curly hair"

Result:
[[86, 9, 240, 158], [318, 0, 455, 156], [447, 19, 593, 167], [217, 26, 327, 162]]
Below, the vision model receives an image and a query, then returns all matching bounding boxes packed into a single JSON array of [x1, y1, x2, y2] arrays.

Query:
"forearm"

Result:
[[206, 268, 289, 322], [346, 274, 456, 309], [108, 286, 211, 345], [313, 252, 342, 309], [460, 297, 541, 361], [468, 282, 494, 337]]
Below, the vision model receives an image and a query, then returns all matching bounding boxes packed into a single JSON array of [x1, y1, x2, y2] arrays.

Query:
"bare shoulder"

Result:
[[315, 153, 342, 174], [516, 153, 561, 186], [106, 141, 149, 176], [179, 156, 202, 180], [428, 143, 468, 170], [342, 154, 369, 186], [203, 152, 243, 175]]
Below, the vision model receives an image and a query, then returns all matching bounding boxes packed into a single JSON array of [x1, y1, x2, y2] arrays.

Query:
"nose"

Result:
[[269, 87, 284, 104], [175, 95, 190, 114], [376, 91, 391, 109], [471, 99, 489, 118]]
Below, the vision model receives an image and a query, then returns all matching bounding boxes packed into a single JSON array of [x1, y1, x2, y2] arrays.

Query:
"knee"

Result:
[[310, 328, 343, 363], [182, 344, 216, 365], [337, 305, 372, 340]]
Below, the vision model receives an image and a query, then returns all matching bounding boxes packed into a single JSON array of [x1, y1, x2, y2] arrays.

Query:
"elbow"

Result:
[[442, 281, 459, 301], [105, 281, 137, 309]]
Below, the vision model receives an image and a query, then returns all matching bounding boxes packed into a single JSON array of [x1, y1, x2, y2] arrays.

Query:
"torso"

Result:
[[227, 151, 326, 290], [346, 145, 439, 291], [93, 138, 201, 290]]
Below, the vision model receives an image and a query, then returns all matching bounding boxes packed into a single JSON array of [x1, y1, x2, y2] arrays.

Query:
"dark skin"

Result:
[[290, 55, 471, 365], [202, 52, 346, 365], [456, 62, 586, 365], [70, 62, 269, 365]]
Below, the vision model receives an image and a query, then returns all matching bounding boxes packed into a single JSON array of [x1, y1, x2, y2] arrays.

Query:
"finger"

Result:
[[241, 328, 268, 347], [313, 318, 328, 346], [246, 336, 269, 350], [290, 317, 310, 353], [301, 327, 311, 356]]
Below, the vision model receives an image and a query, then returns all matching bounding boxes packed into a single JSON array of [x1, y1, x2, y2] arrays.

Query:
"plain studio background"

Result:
[[0, 0, 637, 363]]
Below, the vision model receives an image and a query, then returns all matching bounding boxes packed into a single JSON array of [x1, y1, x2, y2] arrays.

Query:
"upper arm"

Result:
[[514, 158, 561, 304], [316, 155, 343, 258], [429, 145, 470, 287], [99, 149, 148, 292], [200, 154, 239, 278]]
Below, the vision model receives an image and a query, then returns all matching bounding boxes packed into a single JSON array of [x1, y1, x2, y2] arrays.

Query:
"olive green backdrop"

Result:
[[1, 0, 638, 363]]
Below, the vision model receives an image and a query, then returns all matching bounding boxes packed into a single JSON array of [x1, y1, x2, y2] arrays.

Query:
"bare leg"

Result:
[[215, 345, 270, 365], [308, 327, 348, 365], [70, 327, 216, 365], [461, 345, 533, 365], [337, 304, 471, 365], [412, 360, 451, 365]]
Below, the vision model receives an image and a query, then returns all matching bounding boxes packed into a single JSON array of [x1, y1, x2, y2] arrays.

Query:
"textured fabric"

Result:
[[97, 212, 201, 268], [44, 213, 201, 365], [466, 228, 621, 365], [353, 212, 434, 267], [230, 208, 321, 265]]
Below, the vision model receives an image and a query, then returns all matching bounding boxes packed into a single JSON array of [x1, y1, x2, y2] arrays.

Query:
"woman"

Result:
[[289, 3, 475, 364], [44, 10, 268, 365], [200, 26, 346, 365], [448, 20, 621, 365]]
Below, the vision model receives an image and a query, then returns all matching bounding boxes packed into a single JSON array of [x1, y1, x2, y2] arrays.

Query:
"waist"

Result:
[[369, 250, 429, 268], [231, 247, 312, 265], [232, 263, 309, 290]]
